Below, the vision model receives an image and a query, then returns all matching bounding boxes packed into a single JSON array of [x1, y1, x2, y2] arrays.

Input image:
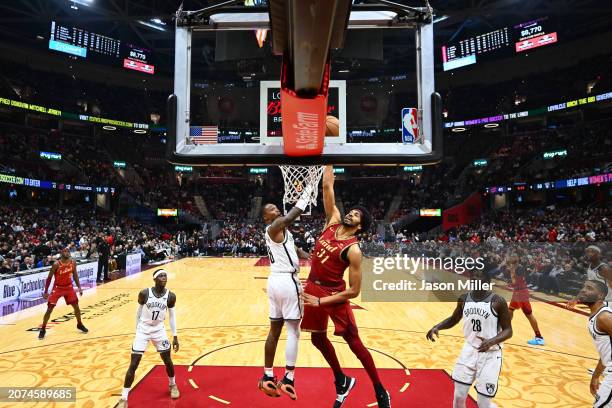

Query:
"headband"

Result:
[[153, 269, 167, 279]]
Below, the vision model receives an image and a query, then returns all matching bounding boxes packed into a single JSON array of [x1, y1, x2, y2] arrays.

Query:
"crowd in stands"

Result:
[[0, 205, 178, 276], [389, 205, 611, 296]]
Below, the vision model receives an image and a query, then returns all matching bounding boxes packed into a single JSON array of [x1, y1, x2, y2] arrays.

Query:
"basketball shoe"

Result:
[[333, 375, 356, 407], [277, 374, 297, 400], [258, 374, 280, 397], [170, 384, 180, 399]]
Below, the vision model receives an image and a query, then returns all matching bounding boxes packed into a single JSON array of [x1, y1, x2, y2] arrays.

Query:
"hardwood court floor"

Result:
[[0, 258, 598, 407]]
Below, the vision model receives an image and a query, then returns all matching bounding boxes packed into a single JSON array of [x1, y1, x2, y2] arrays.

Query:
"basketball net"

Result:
[[278, 165, 325, 215]]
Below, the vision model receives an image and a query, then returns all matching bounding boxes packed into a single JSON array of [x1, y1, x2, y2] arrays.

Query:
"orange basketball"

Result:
[[325, 115, 340, 137]]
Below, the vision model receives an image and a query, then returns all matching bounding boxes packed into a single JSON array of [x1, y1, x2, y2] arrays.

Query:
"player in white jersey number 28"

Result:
[[426, 269, 513, 408]]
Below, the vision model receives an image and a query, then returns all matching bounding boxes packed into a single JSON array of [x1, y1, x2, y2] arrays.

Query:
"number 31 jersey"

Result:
[[462, 292, 501, 349]]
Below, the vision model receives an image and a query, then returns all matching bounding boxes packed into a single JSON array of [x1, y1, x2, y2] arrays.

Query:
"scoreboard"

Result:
[[48, 21, 155, 75], [442, 17, 557, 71]]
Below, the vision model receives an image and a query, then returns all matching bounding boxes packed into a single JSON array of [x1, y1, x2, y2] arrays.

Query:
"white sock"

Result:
[[121, 387, 130, 400], [264, 367, 274, 377], [284, 320, 300, 368], [285, 369, 295, 381], [169, 376, 176, 386]]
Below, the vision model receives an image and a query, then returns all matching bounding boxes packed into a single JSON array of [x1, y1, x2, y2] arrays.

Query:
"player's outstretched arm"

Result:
[[426, 295, 466, 342], [478, 295, 513, 351], [267, 185, 314, 242], [168, 291, 179, 352], [322, 165, 341, 227]]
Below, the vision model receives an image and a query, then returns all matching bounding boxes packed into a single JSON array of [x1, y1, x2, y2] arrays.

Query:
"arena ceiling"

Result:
[[0, 0, 609, 78]]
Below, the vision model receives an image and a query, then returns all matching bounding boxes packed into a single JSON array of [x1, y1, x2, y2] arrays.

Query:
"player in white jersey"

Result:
[[258, 185, 313, 400], [427, 269, 513, 408], [568, 246, 611, 309], [116, 269, 179, 408], [578, 279, 612, 407], [586, 246, 612, 302]]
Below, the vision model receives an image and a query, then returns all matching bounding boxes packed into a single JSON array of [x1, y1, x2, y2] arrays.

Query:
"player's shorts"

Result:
[[132, 324, 171, 354], [509, 299, 532, 315], [48, 286, 78, 306], [452, 342, 502, 397], [267, 272, 303, 321], [594, 370, 612, 407], [300, 280, 357, 336]]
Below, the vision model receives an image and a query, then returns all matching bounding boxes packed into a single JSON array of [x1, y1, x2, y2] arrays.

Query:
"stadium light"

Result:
[[484, 123, 499, 128], [102, 125, 116, 131], [133, 129, 147, 134], [451, 127, 466, 132], [137, 20, 166, 32], [70, 0, 93, 7]]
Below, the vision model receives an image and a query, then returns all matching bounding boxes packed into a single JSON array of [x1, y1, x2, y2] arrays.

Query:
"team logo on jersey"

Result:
[[486, 383, 496, 394]]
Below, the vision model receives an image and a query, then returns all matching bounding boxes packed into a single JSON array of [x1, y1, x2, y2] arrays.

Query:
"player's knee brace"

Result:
[[453, 383, 469, 408], [285, 320, 300, 340], [284, 320, 300, 367]]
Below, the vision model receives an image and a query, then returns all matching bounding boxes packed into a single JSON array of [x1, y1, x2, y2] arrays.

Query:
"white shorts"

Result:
[[132, 324, 171, 354], [267, 272, 303, 321], [452, 342, 502, 397], [595, 371, 612, 407]]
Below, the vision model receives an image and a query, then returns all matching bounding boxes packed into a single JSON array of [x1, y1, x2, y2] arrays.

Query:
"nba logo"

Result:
[[402, 108, 419, 144]]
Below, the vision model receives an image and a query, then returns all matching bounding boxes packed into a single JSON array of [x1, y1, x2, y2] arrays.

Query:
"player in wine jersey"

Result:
[[38, 247, 88, 339], [577, 279, 612, 407], [116, 269, 179, 408], [427, 269, 513, 408], [258, 186, 313, 399], [506, 254, 544, 345], [300, 165, 391, 408]]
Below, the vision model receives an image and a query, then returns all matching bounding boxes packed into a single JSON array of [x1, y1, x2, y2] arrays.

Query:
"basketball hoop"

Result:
[[278, 165, 325, 215]]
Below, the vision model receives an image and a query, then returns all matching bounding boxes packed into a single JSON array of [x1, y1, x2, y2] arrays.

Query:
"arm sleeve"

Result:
[[135, 304, 143, 330], [168, 307, 177, 336]]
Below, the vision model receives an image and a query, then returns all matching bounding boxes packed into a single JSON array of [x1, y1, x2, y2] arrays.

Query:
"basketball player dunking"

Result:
[[258, 186, 313, 399], [39, 247, 88, 339], [300, 165, 391, 408], [427, 269, 513, 408], [506, 254, 544, 345], [116, 269, 179, 408], [577, 280, 612, 407]]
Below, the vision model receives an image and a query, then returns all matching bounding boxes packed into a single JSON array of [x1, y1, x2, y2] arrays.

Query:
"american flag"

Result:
[[189, 126, 218, 144]]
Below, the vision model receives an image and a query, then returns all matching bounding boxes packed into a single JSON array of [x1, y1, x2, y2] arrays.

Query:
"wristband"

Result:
[[317, 298, 321, 306]]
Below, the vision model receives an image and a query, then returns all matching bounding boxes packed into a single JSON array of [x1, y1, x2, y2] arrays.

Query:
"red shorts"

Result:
[[48, 286, 78, 306], [509, 300, 532, 315], [300, 281, 358, 336]]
